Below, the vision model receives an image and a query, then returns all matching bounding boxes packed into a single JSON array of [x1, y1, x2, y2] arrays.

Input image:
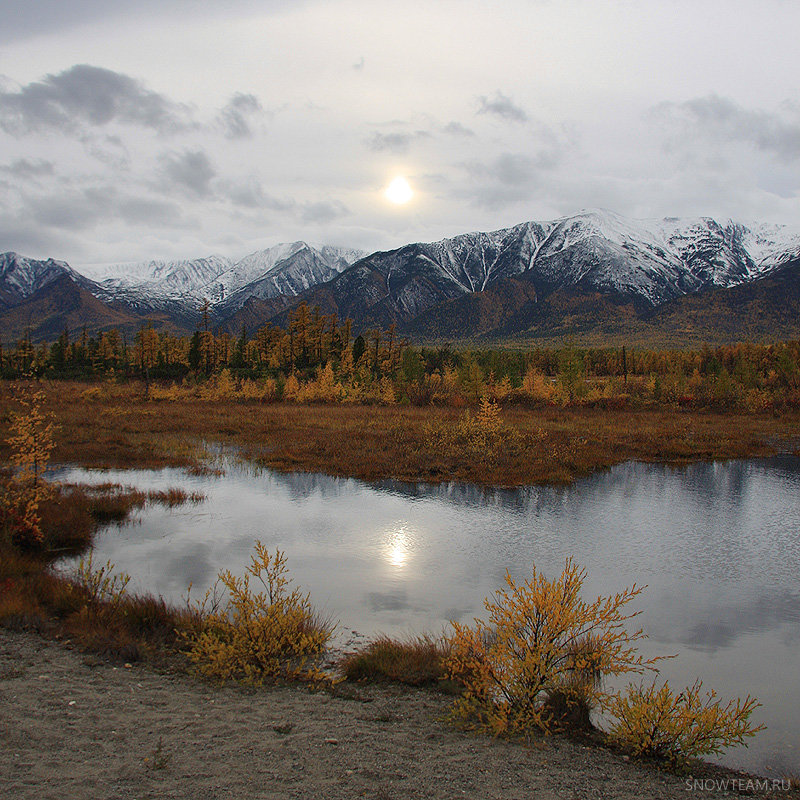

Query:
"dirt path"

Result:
[[0, 629, 789, 800]]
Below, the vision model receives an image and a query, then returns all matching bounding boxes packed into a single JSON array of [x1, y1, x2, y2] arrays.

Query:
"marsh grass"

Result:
[[2, 382, 794, 488], [0, 474, 206, 666], [339, 634, 449, 686]]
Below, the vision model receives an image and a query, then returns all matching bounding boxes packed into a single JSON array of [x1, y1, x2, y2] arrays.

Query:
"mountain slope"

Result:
[[0, 251, 96, 310], [263, 211, 800, 335], [0, 274, 146, 342], [89, 243, 364, 324], [3, 210, 800, 345]]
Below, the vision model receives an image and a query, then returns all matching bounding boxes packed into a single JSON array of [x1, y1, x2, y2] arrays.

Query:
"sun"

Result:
[[384, 176, 414, 205]]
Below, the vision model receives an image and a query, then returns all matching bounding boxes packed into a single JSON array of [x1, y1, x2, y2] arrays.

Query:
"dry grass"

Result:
[[2, 381, 796, 487], [339, 634, 449, 686]]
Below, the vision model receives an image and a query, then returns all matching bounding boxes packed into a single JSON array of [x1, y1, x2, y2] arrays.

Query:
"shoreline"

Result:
[[2, 627, 793, 800]]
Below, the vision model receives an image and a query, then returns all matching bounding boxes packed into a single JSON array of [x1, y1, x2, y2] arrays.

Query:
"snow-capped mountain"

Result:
[[3, 210, 800, 343], [208, 243, 363, 315], [85, 242, 364, 319], [299, 209, 800, 330], [0, 252, 92, 309]]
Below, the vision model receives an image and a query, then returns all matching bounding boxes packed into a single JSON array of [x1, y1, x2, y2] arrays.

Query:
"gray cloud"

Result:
[[0, 65, 192, 136], [79, 133, 131, 169], [443, 121, 475, 137], [653, 94, 800, 161], [116, 196, 185, 225], [300, 199, 349, 223], [218, 93, 263, 139], [16, 184, 188, 239], [160, 149, 216, 197], [29, 189, 113, 229], [353, 56, 365, 71], [365, 131, 431, 153], [0, 212, 85, 260], [0, 0, 308, 44], [0, 159, 55, 179], [221, 177, 295, 211], [465, 152, 537, 185], [476, 91, 528, 123], [457, 146, 571, 210]]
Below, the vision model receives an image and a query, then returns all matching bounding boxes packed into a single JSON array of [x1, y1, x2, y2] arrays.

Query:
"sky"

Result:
[[1, 0, 799, 271]]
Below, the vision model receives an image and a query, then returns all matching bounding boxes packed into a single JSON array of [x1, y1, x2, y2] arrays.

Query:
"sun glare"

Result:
[[385, 176, 414, 205]]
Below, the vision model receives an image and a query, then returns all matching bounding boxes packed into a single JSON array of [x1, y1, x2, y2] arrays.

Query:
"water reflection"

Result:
[[383, 523, 414, 569], [53, 456, 800, 776]]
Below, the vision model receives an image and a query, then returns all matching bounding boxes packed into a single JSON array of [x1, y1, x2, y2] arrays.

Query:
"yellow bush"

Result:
[[378, 377, 396, 405], [607, 679, 764, 767], [282, 374, 301, 401], [182, 543, 333, 683], [148, 383, 186, 402], [444, 558, 656, 737], [522, 367, 557, 403], [80, 386, 105, 402], [238, 378, 270, 402], [2, 385, 58, 548], [298, 363, 343, 403]]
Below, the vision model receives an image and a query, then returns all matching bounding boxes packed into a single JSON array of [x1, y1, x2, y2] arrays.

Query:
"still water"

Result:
[[54, 456, 800, 777]]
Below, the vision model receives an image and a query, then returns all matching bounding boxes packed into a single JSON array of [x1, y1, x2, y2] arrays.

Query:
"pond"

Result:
[[54, 456, 800, 777]]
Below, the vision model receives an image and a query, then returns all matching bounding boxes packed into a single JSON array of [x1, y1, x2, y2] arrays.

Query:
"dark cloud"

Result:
[[366, 590, 409, 612], [300, 199, 349, 223], [221, 177, 295, 211], [116, 196, 185, 225], [0, 0, 308, 44], [365, 131, 431, 153], [218, 93, 263, 139], [457, 146, 567, 209], [443, 121, 475, 137], [0, 65, 191, 135], [0, 159, 56, 179], [29, 189, 113, 229], [79, 133, 131, 168], [160, 150, 216, 197], [653, 94, 800, 161], [466, 152, 537, 185], [476, 91, 528, 123], [0, 212, 84, 260], [15, 184, 188, 239]]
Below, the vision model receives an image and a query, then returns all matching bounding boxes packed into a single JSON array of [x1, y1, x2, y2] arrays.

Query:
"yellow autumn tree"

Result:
[[2, 384, 58, 548]]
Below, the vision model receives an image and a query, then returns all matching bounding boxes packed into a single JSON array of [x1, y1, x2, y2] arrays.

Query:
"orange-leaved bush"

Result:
[[181, 542, 333, 683], [607, 679, 764, 767], [444, 557, 659, 737]]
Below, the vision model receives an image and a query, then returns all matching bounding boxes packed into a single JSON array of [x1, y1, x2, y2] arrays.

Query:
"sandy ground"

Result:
[[1, 629, 792, 800]]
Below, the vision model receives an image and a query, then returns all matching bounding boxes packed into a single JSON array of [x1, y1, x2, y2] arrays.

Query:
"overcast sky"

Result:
[[1, 0, 799, 270]]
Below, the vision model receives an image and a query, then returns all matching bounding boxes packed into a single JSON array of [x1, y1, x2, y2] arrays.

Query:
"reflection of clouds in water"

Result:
[[646, 587, 800, 651], [367, 589, 409, 612], [165, 548, 216, 593]]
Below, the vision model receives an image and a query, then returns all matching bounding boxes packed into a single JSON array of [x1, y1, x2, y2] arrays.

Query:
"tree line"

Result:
[[2, 304, 800, 410]]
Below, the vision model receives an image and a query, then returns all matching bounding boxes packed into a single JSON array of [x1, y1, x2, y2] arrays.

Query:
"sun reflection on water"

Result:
[[383, 523, 415, 569]]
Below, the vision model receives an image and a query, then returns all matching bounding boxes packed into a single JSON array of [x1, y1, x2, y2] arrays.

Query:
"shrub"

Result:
[[340, 634, 448, 685], [607, 679, 764, 767], [444, 558, 657, 737], [1, 384, 58, 549], [72, 553, 131, 618], [181, 542, 333, 683]]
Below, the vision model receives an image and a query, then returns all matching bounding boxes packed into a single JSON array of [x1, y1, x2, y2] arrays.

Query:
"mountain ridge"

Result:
[[2, 209, 800, 344]]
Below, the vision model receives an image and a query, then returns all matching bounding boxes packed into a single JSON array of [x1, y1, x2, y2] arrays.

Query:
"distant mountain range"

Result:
[[2, 209, 800, 346]]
